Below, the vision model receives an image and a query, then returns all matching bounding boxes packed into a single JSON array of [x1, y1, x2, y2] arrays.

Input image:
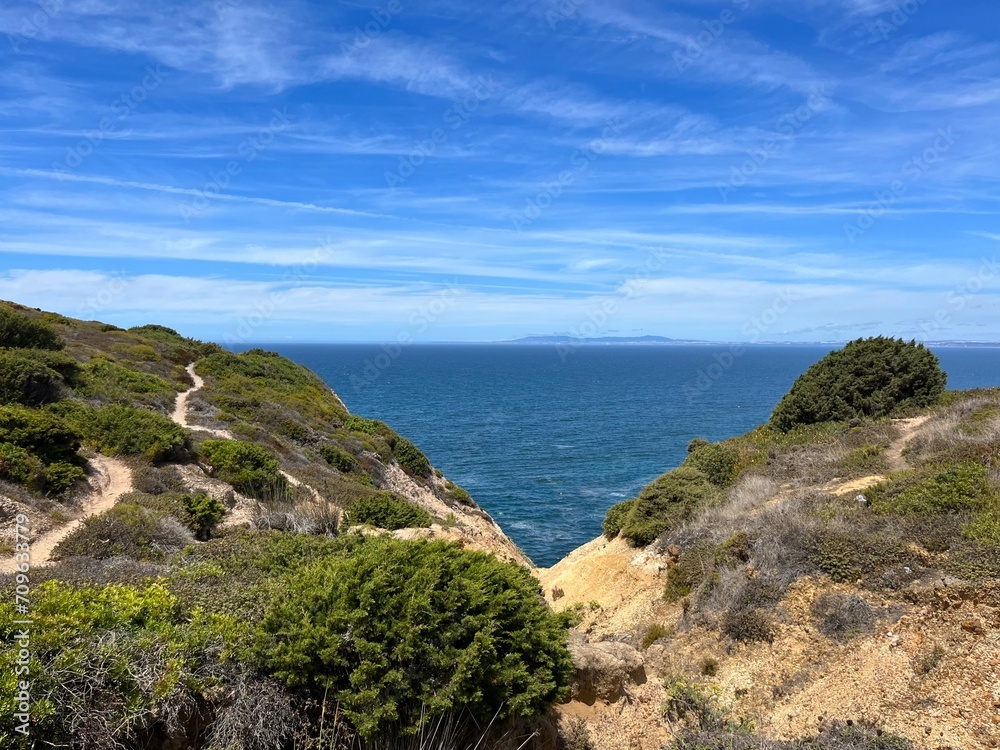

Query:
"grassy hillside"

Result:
[[0, 301, 565, 749]]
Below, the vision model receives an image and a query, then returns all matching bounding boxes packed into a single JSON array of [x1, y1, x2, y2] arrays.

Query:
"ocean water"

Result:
[[244, 344, 1000, 567]]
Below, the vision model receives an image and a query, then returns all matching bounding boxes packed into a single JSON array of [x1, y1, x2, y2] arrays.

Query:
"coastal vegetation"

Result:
[[0, 301, 563, 748]]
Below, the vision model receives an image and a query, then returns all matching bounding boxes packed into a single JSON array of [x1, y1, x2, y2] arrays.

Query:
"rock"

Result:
[[666, 545, 682, 561], [566, 634, 647, 706], [961, 619, 985, 636]]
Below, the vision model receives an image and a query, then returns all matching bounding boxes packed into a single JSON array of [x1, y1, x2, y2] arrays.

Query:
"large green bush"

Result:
[[72, 403, 188, 461], [0, 304, 63, 350], [607, 467, 719, 547], [344, 492, 432, 530], [258, 537, 573, 739], [770, 337, 947, 432], [198, 439, 286, 498], [0, 405, 80, 465], [0, 350, 64, 405]]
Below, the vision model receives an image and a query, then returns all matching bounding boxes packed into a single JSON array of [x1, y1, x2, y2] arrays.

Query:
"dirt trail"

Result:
[[819, 414, 931, 497], [173, 363, 233, 438], [0, 455, 133, 573]]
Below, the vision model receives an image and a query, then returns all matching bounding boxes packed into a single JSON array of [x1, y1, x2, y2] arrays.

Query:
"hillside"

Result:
[[0, 300, 565, 749], [540, 349, 1000, 749], [0, 301, 526, 568], [2, 308, 998, 750]]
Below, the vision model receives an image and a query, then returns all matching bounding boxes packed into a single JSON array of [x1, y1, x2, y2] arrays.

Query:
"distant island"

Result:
[[503, 335, 705, 345]]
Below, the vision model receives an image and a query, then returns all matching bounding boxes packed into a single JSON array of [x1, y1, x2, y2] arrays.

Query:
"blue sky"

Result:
[[1, 0, 999, 344]]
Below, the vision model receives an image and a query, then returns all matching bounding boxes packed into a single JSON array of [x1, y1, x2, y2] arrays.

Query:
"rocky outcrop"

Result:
[[566, 634, 647, 706]]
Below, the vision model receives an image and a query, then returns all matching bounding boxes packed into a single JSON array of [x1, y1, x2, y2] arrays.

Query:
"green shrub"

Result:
[[602, 498, 635, 538], [867, 463, 993, 515], [199, 439, 285, 499], [344, 492, 432, 530], [640, 622, 673, 649], [0, 304, 63, 350], [258, 537, 573, 740], [0, 442, 44, 490], [0, 350, 64, 405], [180, 493, 227, 540], [319, 443, 357, 473], [43, 461, 86, 496], [393, 435, 431, 477], [55, 503, 193, 561], [444, 480, 474, 506], [74, 403, 188, 461], [840, 444, 888, 476], [964, 500, 1000, 545], [618, 467, 719, 547], [770, 337, 947, 432], [684, 442, 739, 487], [0, 405, 80, 465], [77, 358, 172, 400], [0, 579, 248, 749]]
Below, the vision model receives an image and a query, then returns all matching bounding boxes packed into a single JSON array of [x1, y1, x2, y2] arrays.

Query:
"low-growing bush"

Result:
[[602, 498, 634, 538], [0, 579, 250, 749], [684, 443, 740, 487], [616, 467, 719, 547], [132, 462, 186, 495], [0, 405, 80, 465], [839, 444, 888, 477], [444, 480, 474, 506], [867, 463, 993, 516], [668, 720, 913, 749], [72, 403, 188, 461], [721, 606, 775, 644], [770, 337, 946, 432], [55, 503, 194, 561], [258, 536, 574, 739], [641, 622, 674, 648], [344, 492, 432, 530], [0, 304, 64, 349], [76, 359, 172, 402], [0, 350, 64, 405], [319, 443, 357, 473], [393, 435, 431, 477], [662, 675, 738, 732], [199, 439, 286, 499]]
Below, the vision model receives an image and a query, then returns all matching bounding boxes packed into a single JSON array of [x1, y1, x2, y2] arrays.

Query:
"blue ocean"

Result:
[[245, 344, 1000, 567]]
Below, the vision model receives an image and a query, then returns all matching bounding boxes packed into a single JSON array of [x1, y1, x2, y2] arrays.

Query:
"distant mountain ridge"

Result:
[[504, 335, 703, 345]]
